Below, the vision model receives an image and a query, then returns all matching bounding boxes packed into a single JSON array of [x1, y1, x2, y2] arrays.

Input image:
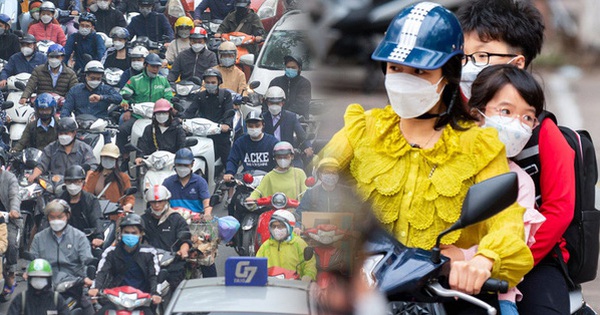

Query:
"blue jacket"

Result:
[[193, 0, 235, 20], [263, 109, 311, 150], [226, 133, 278, 175], [118, 67, 142, 88], [61, 82, 123, 119], [163, 173, 211, 213], [64, 32, 106, 71], [127, 12, 174, 43], [0, 51, 47, 81]]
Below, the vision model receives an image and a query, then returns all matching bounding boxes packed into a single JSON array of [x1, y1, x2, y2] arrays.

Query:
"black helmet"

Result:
[[138, 0, 154, 6], [120, 213, 145, 232], [284, 55, 302, 68], [20, 34, 37, 44], [202, 68, 222, 85], [235, 0, 251, 7], [57, 117, 78, 133], [245, 111, 263, 123], [144, 53, 162, 66], [79, 12, 97, 26], [64, 165, 86, 181]]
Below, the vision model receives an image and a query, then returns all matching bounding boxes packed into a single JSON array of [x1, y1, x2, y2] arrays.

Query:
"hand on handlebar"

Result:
[[0, 80, 6, 88], [9, 210, 20, 220], [84, 277, 93, 287], [19, 98, 26, 105], [448, 255, 493, 295], [91, 238, 104, 247], [193, 19, 202, 26], [255, 36, 263, 43], [152, 295, 162, 305], [88, 288, 99, 297], [135, 157, 144, 165], [223, 174, 234, 182]]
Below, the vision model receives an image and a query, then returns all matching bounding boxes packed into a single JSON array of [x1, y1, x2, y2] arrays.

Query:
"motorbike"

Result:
[[220, 32, 259, 80], [54, 258, 98, 315], [75, 114, 119, 162], [172, 79, 202, 113], [92, 187, 138, 258], [303, 222, 349, 289], [96, 286, 154, 314], [6, 148, 46, 256], [267, 248, 314, 281], [3, 75, 34, 146], [103, 67, 124, 91], [362, 173, 517, 314], [252, 192, 300, 251]]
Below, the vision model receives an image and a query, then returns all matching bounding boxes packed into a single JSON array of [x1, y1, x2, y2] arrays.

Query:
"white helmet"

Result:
[[271, 209, 296, 227], [129, 45, 149, 58], [84, 60, 105, 74], [265, 86, 286, 103], [145, 185, 172, 202]]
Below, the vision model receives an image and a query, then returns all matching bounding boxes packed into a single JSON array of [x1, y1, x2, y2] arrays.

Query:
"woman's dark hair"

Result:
[[96, 160, 126, 193], [468, 64, 544, 116], [435, 54, 477, 130]]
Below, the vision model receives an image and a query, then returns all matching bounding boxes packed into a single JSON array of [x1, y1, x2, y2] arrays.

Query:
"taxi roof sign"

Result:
[[225, 257, 268, 286]]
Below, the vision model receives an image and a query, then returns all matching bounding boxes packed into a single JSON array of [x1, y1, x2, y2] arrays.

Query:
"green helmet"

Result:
[[27, 259, 53, 277]]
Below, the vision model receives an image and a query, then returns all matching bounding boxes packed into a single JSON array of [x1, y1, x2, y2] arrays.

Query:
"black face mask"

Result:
[[235, 8, 248, 21], [38, 112, 53, 122]]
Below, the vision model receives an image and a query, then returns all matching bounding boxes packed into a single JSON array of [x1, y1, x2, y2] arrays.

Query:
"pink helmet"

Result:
[[153, 99, 171, 113]]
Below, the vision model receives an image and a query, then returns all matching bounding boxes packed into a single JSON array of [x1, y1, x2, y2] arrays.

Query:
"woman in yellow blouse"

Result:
[[322, 2, 533, 296]]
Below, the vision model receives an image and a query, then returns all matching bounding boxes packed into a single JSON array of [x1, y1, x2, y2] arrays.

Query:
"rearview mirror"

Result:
[[184, 138, 198, 147], [248, 81, 260, 90], [1, 101, 14, 110], [121, 93, 133, 101], [124, 187, 138, 196], [190, 76, 203, 86], [240, 54, 255, 67], [177, 230, 191, 241], [304, 247, 314, 261], [209, 194, 220, 207], [14, 81, 26, 91], [123, 143, 140, 153]]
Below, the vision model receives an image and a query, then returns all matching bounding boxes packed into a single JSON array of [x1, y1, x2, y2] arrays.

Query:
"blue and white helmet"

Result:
[[371, 2, 463, 70]]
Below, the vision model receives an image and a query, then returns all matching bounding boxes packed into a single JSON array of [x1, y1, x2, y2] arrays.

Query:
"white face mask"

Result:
[[101, 157, 116, 169], [58, 134, 74, 146], [41, 15, 53, 24], [131, 61, 144, 71], [177, 30, 190, 38], [175, 166, 191, 178], [155, 113, 169, 124], [268, 105, 282, 116], [30, 277, 48, 290], [79, 27, 92, 36], [151, 203, 168, 217], [320, 174, 339, 187], [22, 47, 34, 57], [460, 58, 517, 100], [48, 58, 62, 69], [66, 183, 83, 195], [87, 80, 102, 89], [270, 226, 288, 241], [247, 127, 262, 139], [32, 11, 40, 21], [50, 219, 67, 232], [89, 3, 99, 12], [146, 70, 157, 78], [220, 57, 235, 67], [482, 114, 533, 158], [205, 83, 218, 93], [113, 41, 125, 51], [385, 73, 445, 119], [276, 158, 291, 169], [98, 0, 110, 10], [191, 43, 205, 52]]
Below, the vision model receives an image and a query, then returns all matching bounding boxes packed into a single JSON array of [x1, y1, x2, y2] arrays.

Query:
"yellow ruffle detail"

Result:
[[342, 105, 506, 249]]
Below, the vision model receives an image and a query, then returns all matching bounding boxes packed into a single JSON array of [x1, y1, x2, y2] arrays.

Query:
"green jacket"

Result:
[[121, 70, 173, 105], [256, 233, 317, 280]]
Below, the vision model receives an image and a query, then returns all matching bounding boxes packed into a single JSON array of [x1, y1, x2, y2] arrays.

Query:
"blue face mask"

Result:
[[285, 68, 298, 79], [122, 234, 140, 247]]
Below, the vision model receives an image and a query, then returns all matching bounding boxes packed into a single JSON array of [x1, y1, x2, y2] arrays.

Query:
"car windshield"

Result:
[[257, 30, 312, 71]]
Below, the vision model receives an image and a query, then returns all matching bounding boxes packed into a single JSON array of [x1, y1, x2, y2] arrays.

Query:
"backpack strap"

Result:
[[21, 290, 26, 315], [54, 291, 58, 307], [553, 245, 576, 289], [218, 89, 225, 107]]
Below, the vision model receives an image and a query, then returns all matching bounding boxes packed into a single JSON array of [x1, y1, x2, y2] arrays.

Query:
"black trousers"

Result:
[[517, 258, 570, 315]]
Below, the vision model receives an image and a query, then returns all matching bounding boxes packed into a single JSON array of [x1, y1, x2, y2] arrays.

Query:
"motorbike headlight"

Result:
[[176, 84, 193, 96], [258, 0, 277, 19], [229, 36, 244, 46], [362, 254, 385, 287], [153, 156, 167, 170], [18, 187, 31, 200]]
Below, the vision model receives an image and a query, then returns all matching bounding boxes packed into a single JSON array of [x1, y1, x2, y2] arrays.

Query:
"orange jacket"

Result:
[[84, 171, 135, 207]]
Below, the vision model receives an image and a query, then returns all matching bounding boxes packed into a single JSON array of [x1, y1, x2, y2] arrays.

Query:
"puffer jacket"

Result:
[[28, 22, 67, 46], [22, 63, 78, 99], [138, 120, 186, 155]]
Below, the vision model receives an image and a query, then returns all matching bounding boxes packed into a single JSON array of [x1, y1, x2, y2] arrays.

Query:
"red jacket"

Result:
[[530, 118, 575, 265], [29, 22, 67, 46]]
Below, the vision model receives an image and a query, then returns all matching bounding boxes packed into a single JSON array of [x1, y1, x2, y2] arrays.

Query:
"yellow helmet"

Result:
[[174, 16, 194, 29]]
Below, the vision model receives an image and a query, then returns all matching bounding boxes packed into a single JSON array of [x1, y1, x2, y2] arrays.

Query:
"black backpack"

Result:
[[514, 111, 600, 285]]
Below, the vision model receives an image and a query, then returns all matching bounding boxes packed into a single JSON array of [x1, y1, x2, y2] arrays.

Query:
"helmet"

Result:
[[57, 117, 78, 133], [0, 14, 10, 26], [273, 141, 294, 156], [265, 86, 286, 103], [100, 143, 120, 159], [175, 148, 194, 165], [138, 0, 154, 5], [44, 199, 71, 216], [79, 12, 97, 26], [47, 44, 65, 57], [235, 0, 251, 8], [27, 259, 53, 277], [144, 53, 162, 66], [174, 16, 194, 29], [120, 213, 145, 232], [153, 99, 171, 113], [271, 209, 296, 227], [371, 2, 463, 70], [109, 26, 129, 39], [64, 165, 86, 180], [84, 60, 105, 74], [245, 111, 263, 123], [317, 157, 340, 174], [218, 41, 237, 55], [40, 1, 56, 13], [34, 93, 57, 110], [189, 27, 207, 39], [20, 34, 37, 44], [283, 55, 302, 68], [145, 185, 172, 202], [29, 0, 43, 10], [129, 45, 149, 58], [202, 68, 222, 85]]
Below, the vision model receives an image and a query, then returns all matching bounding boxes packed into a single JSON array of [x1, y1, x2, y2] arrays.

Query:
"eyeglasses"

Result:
[[462, 52, 518, 67], [483, 106, 539, 129]]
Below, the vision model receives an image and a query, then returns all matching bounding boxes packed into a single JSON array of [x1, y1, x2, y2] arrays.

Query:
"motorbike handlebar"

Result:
[[480, 278, 508, 294]]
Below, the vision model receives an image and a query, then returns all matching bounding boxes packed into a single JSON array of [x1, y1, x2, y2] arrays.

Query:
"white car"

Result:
[[241, 10, 314, 96]]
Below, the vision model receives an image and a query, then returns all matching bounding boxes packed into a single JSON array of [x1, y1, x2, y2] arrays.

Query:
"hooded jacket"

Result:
[[269, 74, 312, 119], [141, 207, 191, 251], [138, 119, 186, 155], [256, 232, 317, 280], [7, 286, 69, 315], [0, 30, 22, 62], [168, 47, 217, 83]]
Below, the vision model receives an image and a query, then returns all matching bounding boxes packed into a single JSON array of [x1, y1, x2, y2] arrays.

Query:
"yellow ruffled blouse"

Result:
[[323, 104, 533, 287]]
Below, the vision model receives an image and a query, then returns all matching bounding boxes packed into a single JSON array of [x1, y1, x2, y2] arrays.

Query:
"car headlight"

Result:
[[362, 254, 385, 287], [258, 0, 277, 19]]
